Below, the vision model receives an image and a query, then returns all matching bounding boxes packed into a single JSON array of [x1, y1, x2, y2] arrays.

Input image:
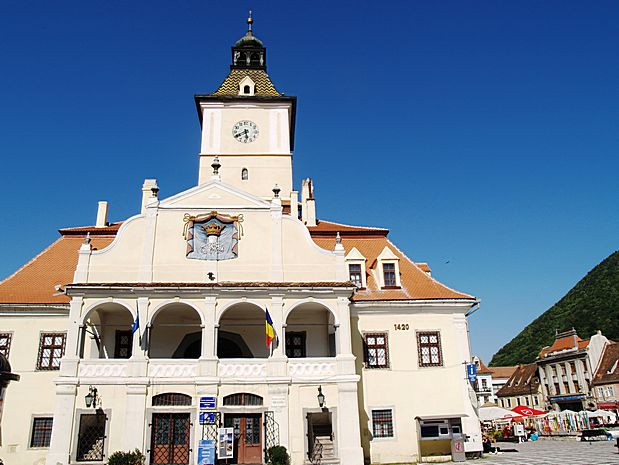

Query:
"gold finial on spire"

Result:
[[247, 10, 253, 32]]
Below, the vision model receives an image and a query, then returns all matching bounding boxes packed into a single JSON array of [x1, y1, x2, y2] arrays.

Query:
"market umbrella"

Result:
[[512, 405, 547, 417], [588, 409, 617, 422], [479, 405, 524, 421]]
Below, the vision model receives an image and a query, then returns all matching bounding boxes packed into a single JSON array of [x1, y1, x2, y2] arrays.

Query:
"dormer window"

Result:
[[349, 264, 362, 288], [376, 246, 401, 288], [345, 247, 367, 289], [383, 263, 396, 287], [238, 76, 256, 96], [241, 168, 249, 180]]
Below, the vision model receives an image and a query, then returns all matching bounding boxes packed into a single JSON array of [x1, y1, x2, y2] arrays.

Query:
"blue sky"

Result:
[[0, 1, 617, 362]]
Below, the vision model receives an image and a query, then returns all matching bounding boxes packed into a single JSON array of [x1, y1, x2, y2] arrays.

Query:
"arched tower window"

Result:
[[223, 393, 263, 406], [241, 168, 249, 180], [243, 85, 251, 94]]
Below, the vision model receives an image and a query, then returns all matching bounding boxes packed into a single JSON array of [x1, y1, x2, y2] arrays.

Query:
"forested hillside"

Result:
[[490, 250, 619, 366]]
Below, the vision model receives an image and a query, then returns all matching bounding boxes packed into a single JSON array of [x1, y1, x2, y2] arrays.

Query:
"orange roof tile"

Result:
[[496, 364, 540, 397], [489, 365, 519, 379], [310, 220, 474, 302], [539, 333, 589, 358], [593, 343, 619, 385], [0, 233, 115, 305], [476, 359, 494, 375]]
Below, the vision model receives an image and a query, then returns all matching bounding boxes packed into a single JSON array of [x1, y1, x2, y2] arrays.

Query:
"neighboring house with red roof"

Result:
[[495, 364, 543, 410], [470, 357, 517, 406], [0, 19, 483, 465], [536, 328, 610, 411], [592, 342, 619, 410]]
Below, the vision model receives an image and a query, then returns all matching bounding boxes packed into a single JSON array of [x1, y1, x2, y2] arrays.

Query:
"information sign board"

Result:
[[199, 412, 216, 425], [200, 396, 217, 410], [197, 440, 216, 465], [217, 427, 234, 459], [466, 363, 477, 383]]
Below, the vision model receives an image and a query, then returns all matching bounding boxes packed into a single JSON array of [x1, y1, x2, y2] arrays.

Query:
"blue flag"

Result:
[[131, 313, 140, 334]]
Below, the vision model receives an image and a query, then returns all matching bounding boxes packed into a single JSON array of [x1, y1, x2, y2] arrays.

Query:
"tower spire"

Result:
[[247, 10, 253, 32]]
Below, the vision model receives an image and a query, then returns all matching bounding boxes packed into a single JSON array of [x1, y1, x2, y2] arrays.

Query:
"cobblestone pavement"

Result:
[[470, 439, 619, 465]]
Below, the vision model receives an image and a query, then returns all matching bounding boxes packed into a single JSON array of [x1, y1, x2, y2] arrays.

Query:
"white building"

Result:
[[471, 357, 516, 406], [0, 18, 482, 465]]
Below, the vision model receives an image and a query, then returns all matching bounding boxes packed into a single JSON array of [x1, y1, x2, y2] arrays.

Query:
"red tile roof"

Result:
[[593, 342, 619, 386], [309, 220, 474, 301], [0, 229, 115, 305], [489, 365, 519, 380], [496, 364, 540, 397], [539, 334, 589, 358]]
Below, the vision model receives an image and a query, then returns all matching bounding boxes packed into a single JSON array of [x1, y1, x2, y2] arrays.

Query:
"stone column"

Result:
[[337, 382, 364, 465], [60, 297, 83, 377], [45, 383, 78, 465], [123, 384, 148, 451], [556, 364, 566, 394], [268, 295, 287, 378], [335, 297, 355, 376], [199, 295, 218, 377], [544, 365, 555, 395], [564, 362, 576, 393]]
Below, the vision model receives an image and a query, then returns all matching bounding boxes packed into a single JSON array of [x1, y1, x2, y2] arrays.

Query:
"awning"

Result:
[[597, 401, 619, 409], [415, 414, 468, 421]]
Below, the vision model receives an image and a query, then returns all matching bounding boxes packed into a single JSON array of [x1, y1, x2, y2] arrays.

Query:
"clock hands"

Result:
[[234, 129, 249, 140]]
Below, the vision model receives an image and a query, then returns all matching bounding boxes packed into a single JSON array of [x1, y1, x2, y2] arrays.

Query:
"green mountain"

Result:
[[490, 250, 619, 367]]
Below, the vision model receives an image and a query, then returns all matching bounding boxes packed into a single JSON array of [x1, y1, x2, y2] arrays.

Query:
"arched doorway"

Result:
[[223, 393, 264, 464]]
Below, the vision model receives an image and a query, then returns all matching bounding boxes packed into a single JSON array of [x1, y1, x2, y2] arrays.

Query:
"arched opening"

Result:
[[285, 303, 337, 358], [218, 303, 268, 359], [223, 393, 263, 406], [81, 303, 134, 359], [241, 168, 249, 180], [152, 393, 192, 406], [250, 52, 261, 66], [149, 304, 202, 359], [243, 85, 251, 95]]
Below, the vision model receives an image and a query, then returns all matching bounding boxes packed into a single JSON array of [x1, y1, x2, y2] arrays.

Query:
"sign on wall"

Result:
[[199, 412, 217, 425], [217, 427, 234, 459], [200, 396, 217, 410], [466, 363, 477, 383], [183, 212, 243, 261]]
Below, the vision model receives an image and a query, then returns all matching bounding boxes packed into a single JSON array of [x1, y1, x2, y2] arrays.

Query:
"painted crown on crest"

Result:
[[202, 222, 225, 237]]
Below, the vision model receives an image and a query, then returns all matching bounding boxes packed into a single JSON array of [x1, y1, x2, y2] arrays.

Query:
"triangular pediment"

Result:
[[345, 247, 366, 261], [159, 180, 271, 210], [377, 246, 399, 261]]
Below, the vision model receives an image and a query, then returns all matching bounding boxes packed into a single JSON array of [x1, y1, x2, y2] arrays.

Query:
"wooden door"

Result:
[[224, 414, 262, 464], [151, 413, 190, 465]]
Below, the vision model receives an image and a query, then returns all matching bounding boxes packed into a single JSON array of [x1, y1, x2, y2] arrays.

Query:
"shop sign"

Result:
[[200, 396, 217, 409], [549, 394, 586, 401], [197, 440, 216, 465], [217, 427, 234, 459]]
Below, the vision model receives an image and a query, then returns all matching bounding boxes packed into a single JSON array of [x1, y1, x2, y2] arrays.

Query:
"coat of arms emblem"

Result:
[[183, 211, 243, 261]]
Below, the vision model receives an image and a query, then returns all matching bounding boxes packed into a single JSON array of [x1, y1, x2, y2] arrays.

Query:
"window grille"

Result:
[[76, 413, 106, 461], [37, 333, 66, 370], [0, 333, 11, 358], [364, 333, 389, 369], [152, 393, 192, 406], [383, 263, 396, 287], [417, 331, 442, 367], [286, 332, 306, 358], [348, 264, 363, 288], [372, 409, 394, 438], [30, 417, 53, 448], [223, 393, 263, 406]]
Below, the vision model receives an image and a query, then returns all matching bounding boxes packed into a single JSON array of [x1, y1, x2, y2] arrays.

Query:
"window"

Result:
[[481, 379, 488, 390], [152, 393, 192, 406], [223, 393, 263, 406], [37, 333, 66, 370], [607, 386, 614, 397], [574, 380, 580, 392], [241, 168, 248, 180], [243, 85, 250, 94], [286, 331, 306, 358], [349, 264, 363, 288], [533, 395, 539, 406], [30, 417, 53, 448], [76, 413, 107, 461], [417, 331, 442, 367], [420, 425, 439, 438], [506, 398, 512, 407], [0, 333, 11, 358], [114, 330, 132, 359], [569, 361, 576, 374], [383, 263, 397, 287], [364, 333, 389, 369], [371, 409, 394, 438], [598, 387, 605, 396]]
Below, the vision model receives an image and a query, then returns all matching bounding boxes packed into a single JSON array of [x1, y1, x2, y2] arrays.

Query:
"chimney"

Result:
[[95, 201, 108, 228], [141, 179, 159, 213], [301, 178, 316, 226], [290, 190, 299, 219]]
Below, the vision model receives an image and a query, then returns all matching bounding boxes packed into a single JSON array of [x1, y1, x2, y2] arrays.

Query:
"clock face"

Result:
[[232, 120, 259, 143]]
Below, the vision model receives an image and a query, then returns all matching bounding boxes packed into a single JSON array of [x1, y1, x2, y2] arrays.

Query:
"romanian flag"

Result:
[[265, 310, 277, 348]]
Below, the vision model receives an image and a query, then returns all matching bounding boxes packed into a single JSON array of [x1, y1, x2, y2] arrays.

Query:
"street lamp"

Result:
[[85, 386, 98, 409], [317, 386, 325, 409]]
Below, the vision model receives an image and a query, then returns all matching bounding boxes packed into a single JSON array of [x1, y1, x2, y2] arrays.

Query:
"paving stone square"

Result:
[[468, 439, 619, 465]]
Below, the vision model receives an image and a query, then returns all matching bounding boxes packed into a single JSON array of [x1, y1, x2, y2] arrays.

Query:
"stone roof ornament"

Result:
[[247, 10, 253, 32], [272, 184, 281, 198]]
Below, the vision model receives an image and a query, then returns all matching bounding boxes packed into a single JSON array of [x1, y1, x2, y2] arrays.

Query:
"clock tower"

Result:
[[195, 14, 297, 199]]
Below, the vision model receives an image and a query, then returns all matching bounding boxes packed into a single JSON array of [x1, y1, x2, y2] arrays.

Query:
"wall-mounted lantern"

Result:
[[317, 386, 325, 409]]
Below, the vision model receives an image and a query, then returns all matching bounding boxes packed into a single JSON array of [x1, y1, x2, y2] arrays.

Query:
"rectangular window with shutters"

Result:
[[382, 263, 397, 287], [30, 417, 53, 448], [37, 333, 66, 370], [364, 333, 389, 369], [0, 333, 12, 358], [417, 331, 442, 367], [349, 264, 363, 288], [114, 330, 133, 359], [371, 409, 394, 438], [285, 332, 306, 358]]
